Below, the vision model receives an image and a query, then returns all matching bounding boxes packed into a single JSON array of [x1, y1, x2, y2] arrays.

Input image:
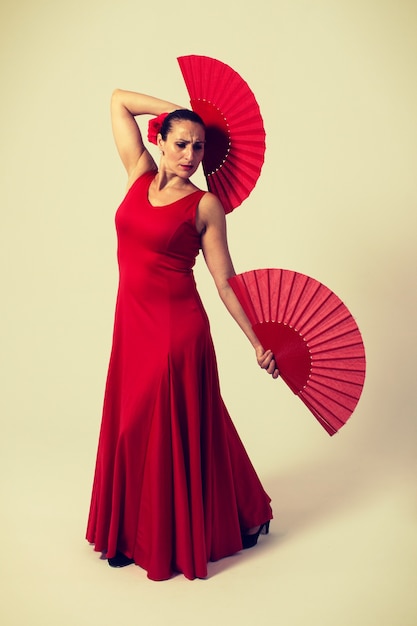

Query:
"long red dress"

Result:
[[86, 170, 272, 580]]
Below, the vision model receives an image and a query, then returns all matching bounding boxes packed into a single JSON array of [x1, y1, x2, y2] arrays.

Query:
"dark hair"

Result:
[[160, 109, 205, 140]]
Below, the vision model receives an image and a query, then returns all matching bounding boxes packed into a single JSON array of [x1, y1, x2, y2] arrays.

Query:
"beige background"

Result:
[[1, 0, 416, 624]]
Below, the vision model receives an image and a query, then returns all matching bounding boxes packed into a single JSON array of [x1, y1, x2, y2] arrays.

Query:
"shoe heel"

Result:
[[241, 521, 271, 549]]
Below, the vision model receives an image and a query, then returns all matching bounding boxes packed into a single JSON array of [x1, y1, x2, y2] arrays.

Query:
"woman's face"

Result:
[[159, 120, 205, 179]]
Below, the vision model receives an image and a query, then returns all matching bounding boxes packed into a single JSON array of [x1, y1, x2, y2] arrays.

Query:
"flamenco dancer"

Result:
[[86, 87, 278, 581]]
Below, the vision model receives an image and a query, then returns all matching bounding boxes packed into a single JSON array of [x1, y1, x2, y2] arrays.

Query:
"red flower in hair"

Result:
[[147, 112, 169, 145]]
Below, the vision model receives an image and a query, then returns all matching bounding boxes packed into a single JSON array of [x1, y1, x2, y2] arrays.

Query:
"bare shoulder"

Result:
[[196, 192, 226, 235], [198, 192, 226, 225]]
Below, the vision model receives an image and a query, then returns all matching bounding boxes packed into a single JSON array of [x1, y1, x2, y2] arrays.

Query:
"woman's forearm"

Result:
[[218, 283, 279, 377], [217, 283, 263, 351], [111, 89, 182, 118]]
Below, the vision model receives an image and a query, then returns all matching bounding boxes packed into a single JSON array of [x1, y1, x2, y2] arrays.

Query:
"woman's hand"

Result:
[[256, 347, 279, 379]]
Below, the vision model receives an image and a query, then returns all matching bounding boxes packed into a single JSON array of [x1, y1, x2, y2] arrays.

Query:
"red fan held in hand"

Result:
[[177, 55, 266, 214], [228, 269, 366, 436]]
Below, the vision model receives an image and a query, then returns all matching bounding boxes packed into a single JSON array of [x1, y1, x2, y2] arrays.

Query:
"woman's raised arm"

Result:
[[110, 89, 182, 180]]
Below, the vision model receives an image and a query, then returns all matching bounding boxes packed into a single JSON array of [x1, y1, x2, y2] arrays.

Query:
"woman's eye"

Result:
[[176, 143, 186, 149], [194, 144, 204, 151]]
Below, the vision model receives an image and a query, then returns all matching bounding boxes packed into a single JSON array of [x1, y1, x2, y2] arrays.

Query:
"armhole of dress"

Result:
[[127, 169, 156, 197], [193, 191, 207, 236]]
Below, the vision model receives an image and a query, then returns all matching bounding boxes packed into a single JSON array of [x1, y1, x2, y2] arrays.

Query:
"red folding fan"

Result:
[[177, 55, 266, 214], [228, 268, 366, 435]]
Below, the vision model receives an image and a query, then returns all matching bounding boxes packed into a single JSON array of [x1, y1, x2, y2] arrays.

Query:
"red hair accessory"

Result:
[[147, 112, 169, 145]]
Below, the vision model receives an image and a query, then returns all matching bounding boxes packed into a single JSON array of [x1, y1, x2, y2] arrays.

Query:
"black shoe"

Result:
[[241, 521, 270, 549], [108, 552, 134, 568]]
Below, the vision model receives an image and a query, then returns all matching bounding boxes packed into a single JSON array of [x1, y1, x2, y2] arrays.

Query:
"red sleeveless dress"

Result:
[[86, 171, 272, 580]]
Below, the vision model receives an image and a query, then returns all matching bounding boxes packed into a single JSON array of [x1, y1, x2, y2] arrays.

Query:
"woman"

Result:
[[86, 88, 278, 581]]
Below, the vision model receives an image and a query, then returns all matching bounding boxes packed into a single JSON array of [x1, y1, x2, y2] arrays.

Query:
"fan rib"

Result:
[[281, 271, 296, 323], [298, 396, 342, 435], [301, 385, 356, 420], [290, 282, 322, 330], [307, 376, 363, 402], [267, 270, 272, 321], [272, 269, 283, 322], [300, 298, 347, 337], [253, 272, 266, 322], [310, 327, 364, 350], [301, 390, 347, 422], [295, 289, 335, 335], [285, 273, 308, 327]]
